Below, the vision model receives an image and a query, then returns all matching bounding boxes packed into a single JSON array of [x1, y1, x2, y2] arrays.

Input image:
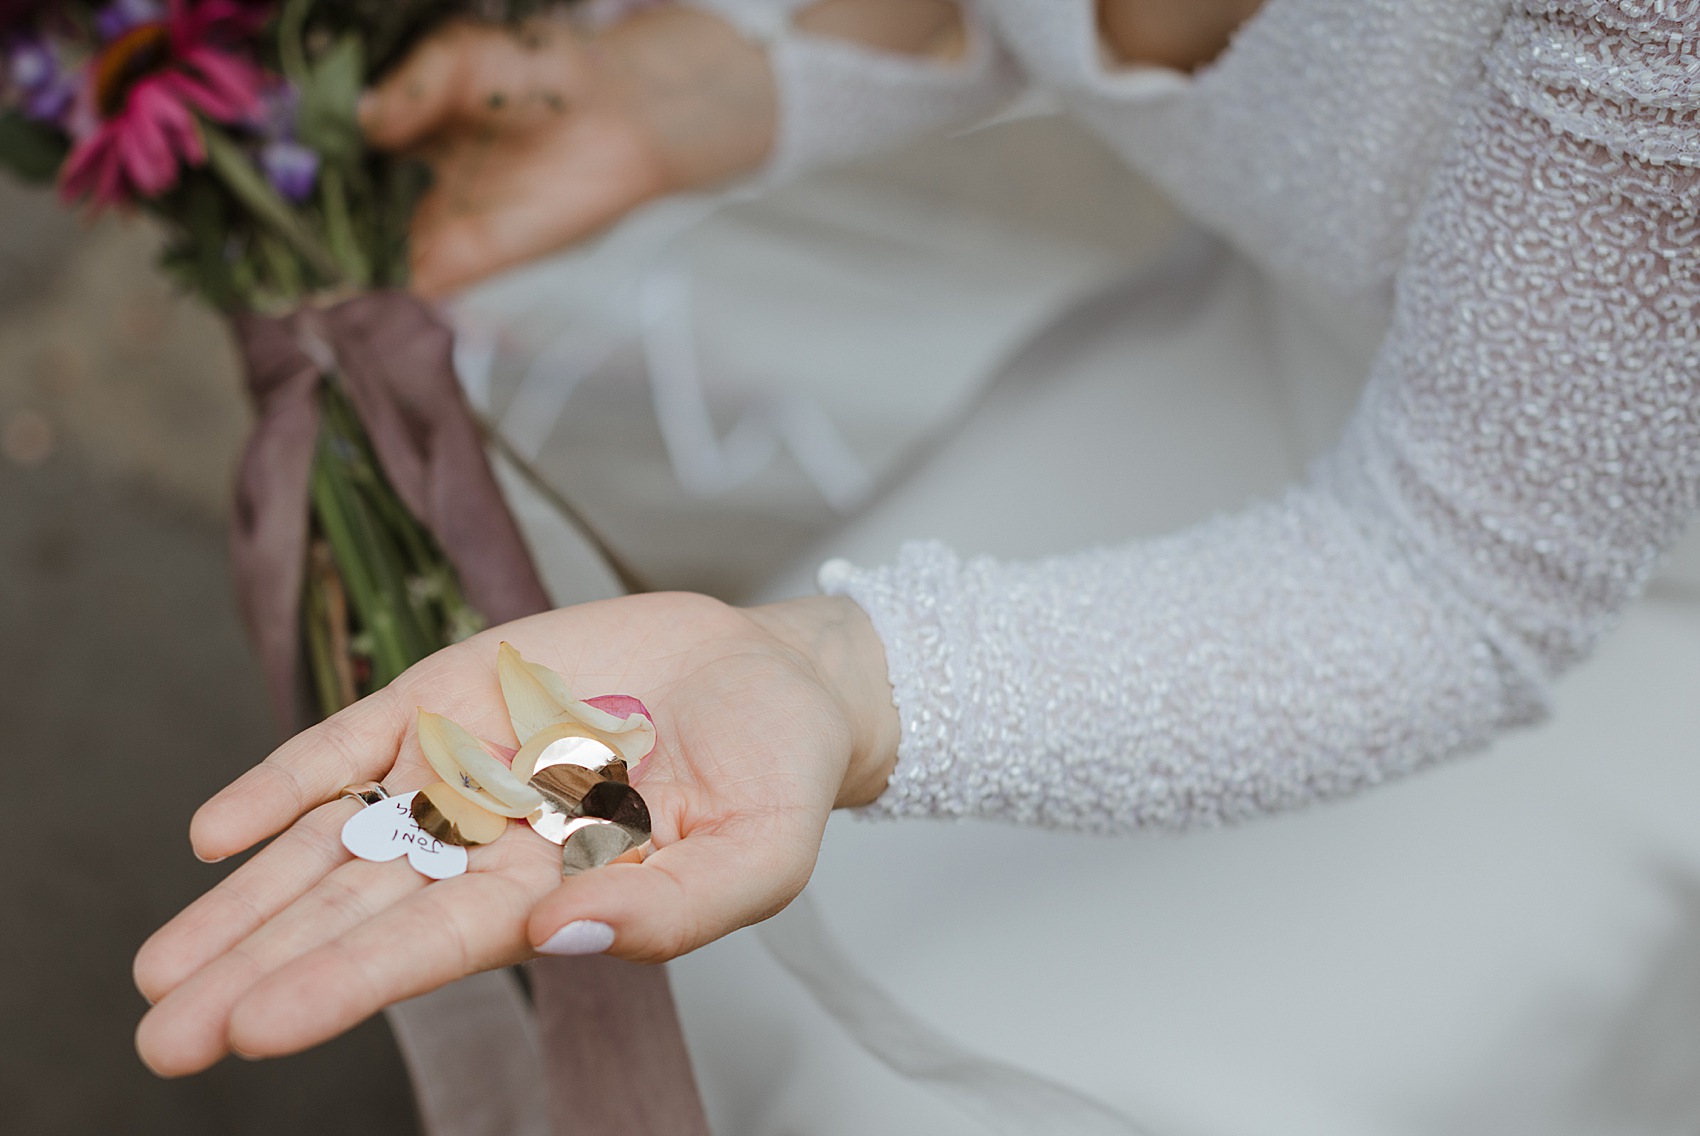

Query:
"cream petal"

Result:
[[497, 641, 573, 745], [496, 643, 657, 764], [416, 710, 542, 818]]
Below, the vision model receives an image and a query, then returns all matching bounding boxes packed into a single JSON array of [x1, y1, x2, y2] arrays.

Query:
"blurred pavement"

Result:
[[0, 179, 416, 1136]]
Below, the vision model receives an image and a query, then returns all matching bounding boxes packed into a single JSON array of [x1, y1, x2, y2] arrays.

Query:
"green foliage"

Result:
[[154, 171, 241, 309], [296, 35, 365, 168], [308, 381, 483, 711], [0, 112, 70, 185], [203, 125, 344, 289]]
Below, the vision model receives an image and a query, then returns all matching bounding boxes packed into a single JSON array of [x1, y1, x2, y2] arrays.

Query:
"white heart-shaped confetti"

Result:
[[341, 791, 469, 879]]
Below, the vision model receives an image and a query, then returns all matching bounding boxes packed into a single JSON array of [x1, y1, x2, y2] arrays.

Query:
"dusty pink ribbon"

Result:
[[228, 290, 710, 1136]]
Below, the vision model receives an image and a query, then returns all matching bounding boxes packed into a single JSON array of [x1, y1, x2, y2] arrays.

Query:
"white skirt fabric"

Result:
[[460, 116, 1700, 1136]]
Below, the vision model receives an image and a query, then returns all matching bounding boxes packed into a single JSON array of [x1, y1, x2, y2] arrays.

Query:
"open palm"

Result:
[[133, 592, 885, 1076]]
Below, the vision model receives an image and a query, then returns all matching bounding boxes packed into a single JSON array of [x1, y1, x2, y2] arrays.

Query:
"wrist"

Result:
[[594, 7, 777, 193], [748, 595, 900, 809]]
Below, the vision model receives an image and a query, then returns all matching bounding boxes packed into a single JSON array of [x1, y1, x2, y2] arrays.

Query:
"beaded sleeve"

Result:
[[826, 0, 1700, 829]]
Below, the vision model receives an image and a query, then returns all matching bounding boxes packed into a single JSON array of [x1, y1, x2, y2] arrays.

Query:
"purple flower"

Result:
[[260, 137, 317, 202], [248, 80, 318, 201], [4, 34, 74, 122], [249, 78, 297, 137], [94, 0, 165, 43]]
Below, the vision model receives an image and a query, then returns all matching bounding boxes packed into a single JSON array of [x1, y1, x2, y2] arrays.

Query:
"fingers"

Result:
[[358, 23, 471, 150], [409, 192, 578, 300], [527, 816, 818, 965], [361, 20, 581, 152], [227, 837, 558, 1058], [136, 800, 358, 1004], [189, 689, 408, 862], [137, 854, 429, 1076]]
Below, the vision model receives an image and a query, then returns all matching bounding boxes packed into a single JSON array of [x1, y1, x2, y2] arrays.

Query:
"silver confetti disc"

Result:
[[561, 822, 640, 876], [533, 734, 620, 776]]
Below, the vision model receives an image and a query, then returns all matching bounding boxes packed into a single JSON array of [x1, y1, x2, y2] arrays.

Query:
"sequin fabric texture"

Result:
[[821, 0, 1700, 829]]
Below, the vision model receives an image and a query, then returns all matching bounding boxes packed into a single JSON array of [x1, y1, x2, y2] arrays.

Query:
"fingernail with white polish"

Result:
[[194, 850, 227, 864], [537, 920, 615, 956]]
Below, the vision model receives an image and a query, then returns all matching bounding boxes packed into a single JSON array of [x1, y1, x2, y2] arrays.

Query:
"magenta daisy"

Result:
[[59, 0, 266, 206]]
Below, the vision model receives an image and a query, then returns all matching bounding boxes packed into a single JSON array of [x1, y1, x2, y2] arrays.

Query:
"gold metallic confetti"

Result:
[[411, 781, 510, 846]]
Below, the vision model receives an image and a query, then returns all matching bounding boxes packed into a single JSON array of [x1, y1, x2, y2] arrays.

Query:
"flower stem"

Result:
[[309, 428, 422, 685], [203, 125, 343, 287], [319, 166, 371, 288]]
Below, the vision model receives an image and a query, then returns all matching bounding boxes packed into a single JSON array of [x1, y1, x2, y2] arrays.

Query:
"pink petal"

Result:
[[95, 147, 128, 205], [173, 46, 259, 120], [116, 97, 178, 196], [146, 86, 205, 165], [584, 694, 653, 725], [59, 130, 120, 204]]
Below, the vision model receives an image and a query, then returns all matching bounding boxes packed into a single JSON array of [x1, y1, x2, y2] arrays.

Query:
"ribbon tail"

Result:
[[318, 292, 709, 1133], [228, 311, 326, 733], [320, 291, 553, 625], [530, 955, 713, 1136]]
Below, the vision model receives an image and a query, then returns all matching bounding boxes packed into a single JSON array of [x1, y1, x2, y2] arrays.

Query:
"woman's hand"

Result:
[[132, 592, 896, 1076], [366, 0, 973, 297], [362, 9, 776, 298]]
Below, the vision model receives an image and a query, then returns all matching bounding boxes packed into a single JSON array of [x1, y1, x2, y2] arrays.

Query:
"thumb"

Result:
[[526, 822, 816, 964], [363, 20, 583, 151], [360, 25, 470, 150], [362, 20, 537, 150]]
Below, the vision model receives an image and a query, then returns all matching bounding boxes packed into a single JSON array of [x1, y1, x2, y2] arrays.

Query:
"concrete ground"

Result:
[[0, 180, 417, 1135]]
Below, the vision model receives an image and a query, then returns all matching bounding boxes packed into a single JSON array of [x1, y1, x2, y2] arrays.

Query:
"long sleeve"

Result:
[[826, 0, 1700, 830], [684, 0, 1024, 185]]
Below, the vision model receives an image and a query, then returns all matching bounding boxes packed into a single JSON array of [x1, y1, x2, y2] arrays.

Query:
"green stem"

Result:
[[317, 387, 444, 648], [277, 0, 314, 87], [320, 166, 371, 288], [275, 0, 312, 85], [320, 385, 431, 572], [256, 231, 303, 301], [203, 125, 343, 287], [303, 572, 345, 718], [310, 442, 420, 682]]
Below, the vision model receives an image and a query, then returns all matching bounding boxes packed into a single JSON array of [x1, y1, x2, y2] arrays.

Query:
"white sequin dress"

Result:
[[791, 0, 1700, 832], [650, 1, 1700, 1132]]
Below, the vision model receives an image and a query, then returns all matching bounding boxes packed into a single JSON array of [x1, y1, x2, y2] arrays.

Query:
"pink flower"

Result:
[[59, 0, 267, 207]]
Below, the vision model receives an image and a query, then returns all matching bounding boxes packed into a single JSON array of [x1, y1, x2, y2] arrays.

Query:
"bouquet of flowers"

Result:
[[0, 0, 557, 726]]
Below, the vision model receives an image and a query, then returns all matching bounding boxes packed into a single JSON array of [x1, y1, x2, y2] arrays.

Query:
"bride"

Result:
[[134, 0, 1700, 1131]]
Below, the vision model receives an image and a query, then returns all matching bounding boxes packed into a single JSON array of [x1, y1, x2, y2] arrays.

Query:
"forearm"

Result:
[[825, 0, 1700, 829]]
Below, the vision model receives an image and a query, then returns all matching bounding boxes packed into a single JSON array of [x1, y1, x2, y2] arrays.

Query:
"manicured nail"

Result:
[[537, 920, 615, 956], [193, 849, 227, 864]]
